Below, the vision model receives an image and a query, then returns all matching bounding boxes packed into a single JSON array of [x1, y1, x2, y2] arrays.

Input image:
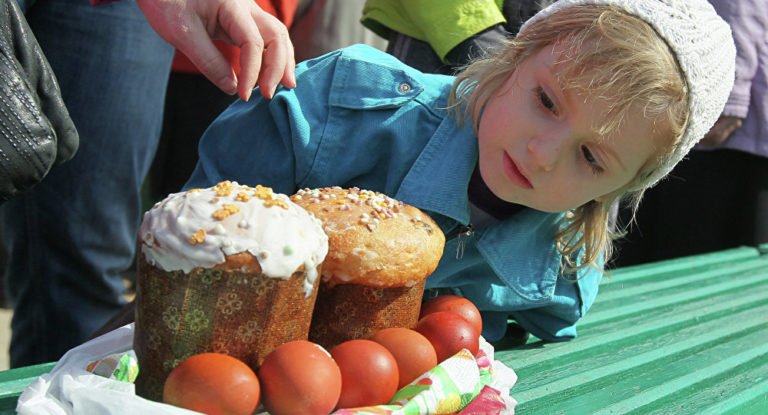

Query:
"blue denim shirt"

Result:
[[186, 44, 602, 342]]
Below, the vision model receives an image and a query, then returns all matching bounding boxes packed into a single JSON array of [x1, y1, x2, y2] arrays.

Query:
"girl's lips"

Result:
[[503, 153, 533, 189]]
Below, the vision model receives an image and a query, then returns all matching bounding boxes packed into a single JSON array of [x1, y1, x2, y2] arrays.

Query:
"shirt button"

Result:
[[397, 82, 412, 93]]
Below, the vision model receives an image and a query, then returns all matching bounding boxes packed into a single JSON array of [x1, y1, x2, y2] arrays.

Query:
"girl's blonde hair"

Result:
[[448, 5, 690, 271]]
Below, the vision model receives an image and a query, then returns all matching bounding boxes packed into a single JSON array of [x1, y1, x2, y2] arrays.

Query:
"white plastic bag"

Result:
[[16, 323, 199, 415]]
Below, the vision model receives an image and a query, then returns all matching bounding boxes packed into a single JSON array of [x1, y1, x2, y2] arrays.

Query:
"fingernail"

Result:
[[222, 78, 237, 96]]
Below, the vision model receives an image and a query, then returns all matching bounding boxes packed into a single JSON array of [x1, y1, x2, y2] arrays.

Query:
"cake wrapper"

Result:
[[134, 258, 320, 401], [309, 279, 426, 349]]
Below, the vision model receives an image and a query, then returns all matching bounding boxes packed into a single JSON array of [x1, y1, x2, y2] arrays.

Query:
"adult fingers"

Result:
[[250, 7, 296, 98], [255, 42, 292, 99], [254, 28, 292, 99], [217, 0, 269, 101], [176, 18, 238, 95], [222, 3, 295, 100]]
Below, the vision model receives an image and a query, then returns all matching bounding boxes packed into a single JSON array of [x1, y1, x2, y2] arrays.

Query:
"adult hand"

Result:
[[137, 0, 296, 101], [700, 115, 743, 147]]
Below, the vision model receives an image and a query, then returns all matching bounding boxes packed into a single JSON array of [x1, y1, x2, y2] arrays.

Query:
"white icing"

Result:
[[139, 182, 329, 297]]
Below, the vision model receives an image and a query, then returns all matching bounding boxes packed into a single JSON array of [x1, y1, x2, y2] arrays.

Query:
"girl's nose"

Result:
[[527, 129, 568, 172]]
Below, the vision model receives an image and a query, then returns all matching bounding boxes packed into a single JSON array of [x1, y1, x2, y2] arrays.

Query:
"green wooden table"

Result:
[[0, 362, 55, 413], [1, 247, 766, 414], [497, 246, 768, 414]]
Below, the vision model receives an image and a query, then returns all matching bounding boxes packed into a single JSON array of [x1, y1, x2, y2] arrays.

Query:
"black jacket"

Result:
[[0, 0, 78, 203]]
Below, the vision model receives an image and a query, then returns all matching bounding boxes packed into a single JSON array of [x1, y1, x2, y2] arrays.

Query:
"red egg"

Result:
[[420, 295, 483, 335], [415, 311, 480, 362], [258, 340, 342, 415], [330, 339, 399, 409], [369, 327, 438, 388], [163, 353, 260, 415]]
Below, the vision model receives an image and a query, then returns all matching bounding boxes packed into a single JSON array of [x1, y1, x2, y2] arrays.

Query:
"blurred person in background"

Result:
[[361, 0, 553, 74], [0, 0, 295, 367], [291, 0, 386, 62], [613, 0, 767, 267]]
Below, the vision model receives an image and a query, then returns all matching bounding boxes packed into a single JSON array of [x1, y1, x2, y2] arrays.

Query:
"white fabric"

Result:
[[521, 0, 736, 188]]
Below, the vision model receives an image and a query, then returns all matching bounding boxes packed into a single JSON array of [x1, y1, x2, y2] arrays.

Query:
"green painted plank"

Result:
[[579, 269, 768, 329], [627, 341, 768, 415], [720, 392, 768, 415], [499, 290, 768, 372], [514, 323, 768, 414], [506, 303, 768, 395], [591, 263, 768, 317], [523, 328, 768, 414], [0, 362, 54, 397], [697, 375, 768, 415], [525, 328, 768, 414], [596, 259, 768, 303], [593, 340, 768, 414], [605, 247, 759, 284], [501, 249, 768, 413], [0, 362, 55, 412], [513, 312, 765, 404]]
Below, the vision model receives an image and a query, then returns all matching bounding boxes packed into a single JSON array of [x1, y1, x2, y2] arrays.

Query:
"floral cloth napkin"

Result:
[[332, 338, 517, 415]]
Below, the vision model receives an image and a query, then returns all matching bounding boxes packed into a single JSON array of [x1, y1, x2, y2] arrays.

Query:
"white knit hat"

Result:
[[520, 0, 736, 189]]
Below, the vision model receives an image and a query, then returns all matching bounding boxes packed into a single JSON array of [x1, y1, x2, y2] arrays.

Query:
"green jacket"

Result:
[[361, 0, 505, 61]]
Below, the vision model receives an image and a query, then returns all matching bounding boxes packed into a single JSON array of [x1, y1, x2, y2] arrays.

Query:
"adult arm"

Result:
[[362, 0, 506, 63], [137, 0, 296, 101]]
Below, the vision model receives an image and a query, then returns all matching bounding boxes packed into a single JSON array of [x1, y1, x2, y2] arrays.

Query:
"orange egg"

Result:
[[258, 340, 342, 415], [163, 353, 260, 415], [330, 339, 399, 409], [369, 327, 438, 389]]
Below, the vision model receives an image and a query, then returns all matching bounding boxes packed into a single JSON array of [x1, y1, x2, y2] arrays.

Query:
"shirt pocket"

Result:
[[328, 54, 424, 110]]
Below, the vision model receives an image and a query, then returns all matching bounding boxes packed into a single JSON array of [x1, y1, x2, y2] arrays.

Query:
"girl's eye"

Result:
[[536, 87, 559, 116], [581, 145, 604, 175]]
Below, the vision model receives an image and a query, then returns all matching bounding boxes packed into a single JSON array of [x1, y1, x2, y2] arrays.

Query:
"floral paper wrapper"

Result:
[[134, 258, 320, 401], [310, 279, 426, 349], [333, 338, 517, 415]]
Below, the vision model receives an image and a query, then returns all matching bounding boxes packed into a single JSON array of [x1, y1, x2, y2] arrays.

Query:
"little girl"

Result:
[[185, 0, 735, 343]]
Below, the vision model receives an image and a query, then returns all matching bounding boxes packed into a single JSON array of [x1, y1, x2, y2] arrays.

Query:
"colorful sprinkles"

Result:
[[186, 181, 291, 245], [189, 229, 207, 245], [212, 204, 241, 220], [292, 187, 404, 232]]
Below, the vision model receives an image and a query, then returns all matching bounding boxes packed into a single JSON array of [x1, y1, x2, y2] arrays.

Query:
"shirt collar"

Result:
[[394, 113, 477, 225]]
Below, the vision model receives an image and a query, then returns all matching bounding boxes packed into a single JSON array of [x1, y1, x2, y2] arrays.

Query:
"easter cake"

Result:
[[291, 187, 445, 348], [134, 181, 328, 400]]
